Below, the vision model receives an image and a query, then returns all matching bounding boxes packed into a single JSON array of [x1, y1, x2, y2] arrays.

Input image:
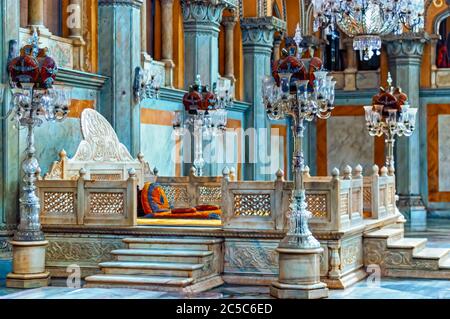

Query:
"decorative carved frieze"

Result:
[[224, 241, 278, 274], [46, 238, 124, 264]]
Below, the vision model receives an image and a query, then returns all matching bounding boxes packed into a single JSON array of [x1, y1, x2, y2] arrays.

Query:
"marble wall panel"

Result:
[[438, 115, 450, 192], [327, 116, 374, 176], [141, 124, 177, 177]]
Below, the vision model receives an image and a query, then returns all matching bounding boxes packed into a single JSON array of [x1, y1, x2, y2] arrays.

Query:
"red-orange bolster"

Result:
[[171, 207, 198, 214], [195, 205, 220, 211]]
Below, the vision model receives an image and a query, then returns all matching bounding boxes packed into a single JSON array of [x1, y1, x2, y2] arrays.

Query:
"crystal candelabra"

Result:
[[3, 31, 72, 241], [173, 75, 232, 176], [364, 73, 418, 173], [262, 25, 336, 249], [312, 0, 425, 61]]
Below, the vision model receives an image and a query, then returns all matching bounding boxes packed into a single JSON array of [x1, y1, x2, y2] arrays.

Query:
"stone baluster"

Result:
[[222, 15, 238, 85], [161, 0, 175, 87], [343, 37, 357, 91], [303, 165, 311, 178], [343, 165, 352, 180], [328, 243, 341, 279], [354, 164, 363, 179], [68, 0, 86, 71], [275, 169, 285, 182]]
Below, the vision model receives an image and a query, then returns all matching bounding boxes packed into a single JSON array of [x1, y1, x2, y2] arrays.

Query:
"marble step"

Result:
[[123, 237, 222, 251], [111, 249, 213, 263], [99, 261, 205, 278], [364, 228, 404, 244], [84, 274, 194, 289], [387, 238, 428, 254], [439, 257, 450, 270], [84, 274, 224, 293]]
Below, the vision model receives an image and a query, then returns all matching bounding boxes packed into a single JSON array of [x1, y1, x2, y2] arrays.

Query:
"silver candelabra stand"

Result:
[[8, 84, 71, 241], [173, 75, 232, 176], [364, 74, 418, 173]]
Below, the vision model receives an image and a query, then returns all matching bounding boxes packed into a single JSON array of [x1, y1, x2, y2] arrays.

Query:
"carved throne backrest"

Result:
[[44, 109, 155, 187]]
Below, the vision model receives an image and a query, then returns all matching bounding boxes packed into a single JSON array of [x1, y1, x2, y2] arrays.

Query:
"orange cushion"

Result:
[[141, 182, 171, 214]]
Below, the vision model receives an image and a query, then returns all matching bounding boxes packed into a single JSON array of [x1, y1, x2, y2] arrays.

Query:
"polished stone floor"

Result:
[[1, 218, 450, 299]]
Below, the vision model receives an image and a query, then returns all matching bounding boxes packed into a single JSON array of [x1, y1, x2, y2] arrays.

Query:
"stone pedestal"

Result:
[[270, 247, 328, 299], [6, 241, 50, 289]]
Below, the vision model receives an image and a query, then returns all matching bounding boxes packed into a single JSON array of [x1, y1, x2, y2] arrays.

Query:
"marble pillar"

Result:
[[0, 0, 21, 256], [68, 0, 86, 71], [27, 0, 50, 35], [343, 38, 357, 91], [222, 15, 237, 84], [161, 0, 175, 87], [241, 17, 285, 180], [140, 0, 149, 61], [384, 33, 430, 227], [272, 34, 282, 63], [181, 0, 236, 176], [98, 0, 143, 157], [182, 0, 236, 88]]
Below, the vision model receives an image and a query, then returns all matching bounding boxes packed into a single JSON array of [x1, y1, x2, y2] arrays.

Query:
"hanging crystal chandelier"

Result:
[[173, 75, 232, 176], [262, 24, 336, 249], [364, 73, 418, 172], [312, 0, 425, 61]]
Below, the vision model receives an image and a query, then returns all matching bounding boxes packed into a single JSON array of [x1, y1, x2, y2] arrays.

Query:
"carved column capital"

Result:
[[222, 15, 238, 29], [240, 17, 286, 50], [182, 0, 237, 33], [384, 32, 431, 63], [98, 0, 143, 8]]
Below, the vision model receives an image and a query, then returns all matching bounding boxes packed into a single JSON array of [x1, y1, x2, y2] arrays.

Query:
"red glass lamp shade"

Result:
[[272, 45, 324, 94], [182, 85, 217, 114], [8, 44, 57, 89], [372, 87, 409, 120]]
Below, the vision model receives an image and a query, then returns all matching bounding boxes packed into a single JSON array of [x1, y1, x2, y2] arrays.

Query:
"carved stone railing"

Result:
[[363, 165, 397, 219], [37, 169, 137, 226], [155, 167, 234, 208], [221, 165, 364, 232], [221, 170, 285, 230]]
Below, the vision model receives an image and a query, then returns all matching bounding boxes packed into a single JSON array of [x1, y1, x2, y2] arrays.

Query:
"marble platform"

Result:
[[2, 279, 450, 299]]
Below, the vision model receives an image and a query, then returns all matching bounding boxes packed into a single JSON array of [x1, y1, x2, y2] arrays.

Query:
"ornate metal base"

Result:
[[278, 233, 321, 250], [13, 230, 45, 242]]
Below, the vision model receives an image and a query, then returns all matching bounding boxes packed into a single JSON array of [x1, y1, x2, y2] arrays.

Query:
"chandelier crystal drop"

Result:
[[312, 0, 425, 61]]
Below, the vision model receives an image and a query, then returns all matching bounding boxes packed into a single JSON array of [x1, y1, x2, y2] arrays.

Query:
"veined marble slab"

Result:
[[438, 115, 450, 192], [327, 116, 374, 176]]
